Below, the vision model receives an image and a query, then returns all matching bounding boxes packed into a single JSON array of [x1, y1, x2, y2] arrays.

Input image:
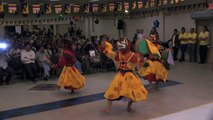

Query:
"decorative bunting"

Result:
[[109, 3, 115, 12], [0, 0, 207, 19], [0, 2, 3, 13], [138, 1, 143, 9], [55, 4, 62, 14], [44, 3, 52, 14], [32, 4, 40, 14], [150, 0, 155, 7], [163, 0, 168, 5], [0, 2, 4, 18], [92, 3, 99, 13], [84, 4, 89, 13], [73, 4, 80, 13], [124, 2, 129, 11], [101, 3, 107, 12], [117, 2, 122, 12], [22, 3, 29, 17], [132, 1, 137, 9], [65, 4, 71, 14], [145, 0, 149, 8], [8, 4, 17, 14]]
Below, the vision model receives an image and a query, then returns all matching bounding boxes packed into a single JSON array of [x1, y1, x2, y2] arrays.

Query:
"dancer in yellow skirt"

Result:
[[53, 40, 85, 93], [138, 39, 168, 90], [99, 38, 148, 112]]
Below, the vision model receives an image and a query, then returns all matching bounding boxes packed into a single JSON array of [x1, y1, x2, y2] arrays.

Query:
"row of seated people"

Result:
[[0, 42, 115, 86]]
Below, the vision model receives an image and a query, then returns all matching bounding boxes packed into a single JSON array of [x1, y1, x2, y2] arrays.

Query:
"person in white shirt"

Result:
[[21, 43, 37, 82], [0, 50, 13, 85]]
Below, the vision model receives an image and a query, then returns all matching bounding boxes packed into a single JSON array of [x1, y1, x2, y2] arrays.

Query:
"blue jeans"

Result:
[[74, 61, 83, 73]]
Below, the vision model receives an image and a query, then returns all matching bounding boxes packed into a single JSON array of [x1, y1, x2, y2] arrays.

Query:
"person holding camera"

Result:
[[0, 50, 13, 86]]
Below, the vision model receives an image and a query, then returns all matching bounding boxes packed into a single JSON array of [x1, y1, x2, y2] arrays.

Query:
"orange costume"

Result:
[[56, 49, 85, 91], [100, 40, 148, 102]]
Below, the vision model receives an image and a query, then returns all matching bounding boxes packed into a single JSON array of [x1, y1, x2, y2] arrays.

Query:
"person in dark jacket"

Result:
[[170, 29, 180, 61]]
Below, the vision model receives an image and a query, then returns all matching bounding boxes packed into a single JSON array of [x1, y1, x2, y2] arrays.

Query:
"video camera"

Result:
[[0, 41, 9, 52]]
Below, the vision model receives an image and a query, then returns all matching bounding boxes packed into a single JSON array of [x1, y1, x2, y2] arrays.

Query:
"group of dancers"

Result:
[[47, 34, 169, 113]]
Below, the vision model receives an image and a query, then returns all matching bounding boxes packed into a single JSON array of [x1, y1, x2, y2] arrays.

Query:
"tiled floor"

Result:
[[0, 62, 213, 120]]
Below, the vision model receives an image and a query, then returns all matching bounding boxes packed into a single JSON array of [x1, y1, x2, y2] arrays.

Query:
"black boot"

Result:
[[44, 77, 48, 81]]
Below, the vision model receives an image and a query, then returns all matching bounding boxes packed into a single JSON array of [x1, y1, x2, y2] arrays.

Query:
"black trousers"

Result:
[[199, 45, 208, 64], [0, 67, 13, 84], [23, 63, 37, 80], [172, 47, 179, 60], [180, 44, 187, 61]]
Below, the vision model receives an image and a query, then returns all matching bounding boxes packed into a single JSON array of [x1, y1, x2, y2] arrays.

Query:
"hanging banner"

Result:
[[32, 4, 40, 14], [117, 2, 122, 12], [65, 4, 71, 14], [163, 0, 168, 5], [92, 3, 99, 13], [45, 3, 52, 14], [132, 1, 137, 9], [109, 3, 115, 12], [101, 3, 107, 12], [0, 2, 3, 18], [55, 4, 62, 14], [124, 2, 129, 10], [84, 4, 89, 13], [150, 0, 155, 7], [22, 3, 29, 16], [138, 1, 143, 9], [0, 2, 3, 13], [145, 0, 150, 8], [73, 4, 80, 13], [8, 4, 17, 14]]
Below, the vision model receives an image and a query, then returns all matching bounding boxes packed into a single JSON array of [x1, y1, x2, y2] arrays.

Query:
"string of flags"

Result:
[[0, 0, 207, 18]]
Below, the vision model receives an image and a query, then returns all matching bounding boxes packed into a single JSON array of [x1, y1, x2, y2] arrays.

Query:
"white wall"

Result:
[[56, 24, 68, 35], [79, 12, 195, 41], [165, 13, 195, 41]]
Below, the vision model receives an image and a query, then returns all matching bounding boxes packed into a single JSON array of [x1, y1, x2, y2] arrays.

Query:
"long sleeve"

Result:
[[21, 51, 29, 62], [99, 41, 116, 60], [21, 50, 35, 64], [58, 50, 76, 67]]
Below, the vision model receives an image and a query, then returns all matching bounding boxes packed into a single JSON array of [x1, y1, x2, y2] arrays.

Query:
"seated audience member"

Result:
[[72, 43, 83, 73], [0, 50, 13, 85], [46, 44, 53, 57], [36, 46, 51, 81], [9, 44, 22, 70], [21, 43, 37, 82]]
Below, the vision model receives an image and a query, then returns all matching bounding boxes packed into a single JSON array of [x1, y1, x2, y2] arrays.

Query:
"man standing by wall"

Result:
[[187, 28, 197, 62], [170, 29, 180, 61], [179, 27, 188, 62]]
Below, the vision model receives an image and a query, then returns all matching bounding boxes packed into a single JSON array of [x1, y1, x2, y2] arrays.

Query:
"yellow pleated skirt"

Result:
[[57, 66, 85, 90], [104, 72, 148, 102], [139, 59, 168, 82]]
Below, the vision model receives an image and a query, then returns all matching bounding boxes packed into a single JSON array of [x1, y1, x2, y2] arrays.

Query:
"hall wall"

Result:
[[80, 12, 195, 41]]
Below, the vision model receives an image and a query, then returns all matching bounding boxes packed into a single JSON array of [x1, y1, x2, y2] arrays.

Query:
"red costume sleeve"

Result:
[[58, 49, 76, 67]]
